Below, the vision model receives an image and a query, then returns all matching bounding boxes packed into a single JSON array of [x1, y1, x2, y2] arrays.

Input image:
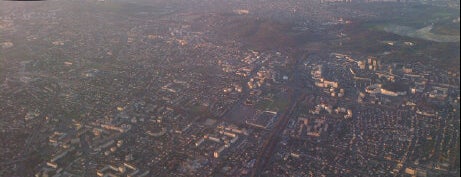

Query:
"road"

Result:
[[250, 51, 309, 177], [250, 89, 302, 177]]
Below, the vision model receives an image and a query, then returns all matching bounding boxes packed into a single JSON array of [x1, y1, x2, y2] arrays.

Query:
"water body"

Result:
[[383, 24, 460, 43]]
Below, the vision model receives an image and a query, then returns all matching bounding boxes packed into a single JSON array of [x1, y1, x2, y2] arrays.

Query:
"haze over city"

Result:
[[0, 0, 459, 176]]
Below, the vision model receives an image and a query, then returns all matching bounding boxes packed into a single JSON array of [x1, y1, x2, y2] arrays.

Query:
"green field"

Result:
[[381, 24, 460, 42], [255, 94, 290, 112], [365, 4, 460, 41]]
